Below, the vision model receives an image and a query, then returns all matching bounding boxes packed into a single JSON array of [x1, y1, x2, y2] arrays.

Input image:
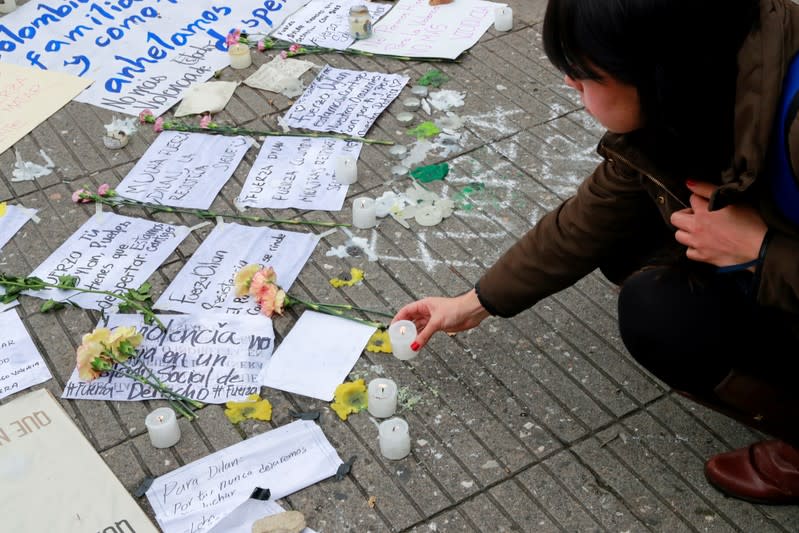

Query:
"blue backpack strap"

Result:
[[769, 52, 799, 225]]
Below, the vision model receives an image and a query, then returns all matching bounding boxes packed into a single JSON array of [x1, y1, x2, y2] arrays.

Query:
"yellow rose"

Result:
[[233, 263, 261, 298]]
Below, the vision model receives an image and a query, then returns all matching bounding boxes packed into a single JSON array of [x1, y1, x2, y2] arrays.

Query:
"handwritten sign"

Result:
[[283, 65, 408, 136], [26, 212, 189, 310], [0, 310, 51, 400], [0, 204, 36, 251], [0, 389, 159, 532], [118, 131, 253, 209], [62, 313, 274, 404], [0, 62, 91, 156], [155, 223, 318, 315], [350, 0, 500, 60], [273, 0, 391, 50], [237, 136, 362, 210], [263, 311, 375, 401], [146, 420, 341, 533], [0, 0, 312, 116]]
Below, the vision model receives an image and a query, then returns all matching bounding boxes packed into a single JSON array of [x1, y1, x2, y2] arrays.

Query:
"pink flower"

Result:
[[279, 50, 288, 60], [138, 109, 154, 124], [71, 189, 91, 203], [153, 117, 164, 133], [199, 114, 212, 129], [249, 267, 277, 300], [257, 40, 266, 52], [226, 29, 241, 47], [97, 183, 111, 196], [289, 43, 301, 53]]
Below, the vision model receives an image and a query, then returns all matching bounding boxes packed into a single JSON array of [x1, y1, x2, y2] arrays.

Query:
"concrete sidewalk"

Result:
[[1, 0, 798, 531]]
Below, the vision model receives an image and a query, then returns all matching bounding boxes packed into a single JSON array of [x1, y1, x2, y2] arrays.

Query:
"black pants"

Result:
[[616, 265, 799, 445]]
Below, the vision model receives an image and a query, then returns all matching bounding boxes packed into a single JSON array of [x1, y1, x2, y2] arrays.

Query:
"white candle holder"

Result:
[[228, 43, 252, 69], [0, 0, 17, 14], [145, 407, 181, 448], [415, 204, 443, 226], [410, 85, 429, 97], [334, 155, 358, 184], [379, 418, 411, 460], [368, 378, 398, 418], [396, 112, 415, 124], [494, 7, 513, 32], [352, 197, 376, 229], [388, 320, 418, 360], [402, 97, 421, 111]]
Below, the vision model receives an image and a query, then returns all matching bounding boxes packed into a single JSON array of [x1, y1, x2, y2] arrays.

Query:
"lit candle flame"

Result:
[[157, 415, 164, 423], [360, 199, 366, 208], [400, 326, 406, 335]]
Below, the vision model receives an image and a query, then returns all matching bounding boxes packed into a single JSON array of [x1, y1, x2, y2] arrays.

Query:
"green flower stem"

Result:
[[86, 193, 349, 229], [287, 294, 387, 329], [110, 364, 201, 419], [150, 119, 394, 146], [248, 36, 461, 63], [0, 277, 164, 329], [306, 301, 394, 318], [119, 360, 204, 410]]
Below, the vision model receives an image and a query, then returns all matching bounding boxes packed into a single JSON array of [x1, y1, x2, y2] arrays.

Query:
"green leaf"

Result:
[[406, 121, 441, 140], [40, 299, 65, 313], [137, 282, 152, 294], [58, 275, 78, 288], [410, 163, 449, 183], [417, 68, 449, 88]]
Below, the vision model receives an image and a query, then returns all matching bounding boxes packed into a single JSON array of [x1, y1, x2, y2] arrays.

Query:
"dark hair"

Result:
[[543, 0, 759, 170]]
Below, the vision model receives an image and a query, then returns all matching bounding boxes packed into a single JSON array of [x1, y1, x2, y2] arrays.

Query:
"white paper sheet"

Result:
[[174, 81, 239, 117], [0, 309, 51, 400], [237, 136, 362, 210], [155, 223, 318, 315], [117, 131, 252, 209], [283, 65, 408, 136], [273, 0, 391, 50], [350, 0, 501, 60], [207, 499, 317, 533], [263, 310, 375, 401], [0, 0, 312, 116], [0, 204, 36, 252], [146, 420, 342, 533], [62, 313, 274, 404], [244, 57, 316, 93], [26, 213, 189, 311]]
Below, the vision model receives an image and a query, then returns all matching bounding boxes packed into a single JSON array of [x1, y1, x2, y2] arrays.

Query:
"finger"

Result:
[[689, 192, 708, 212], [670, 209, 693, 229], [685, 180, 716, 199], [392, 300, 428, 324], [673, 229, 694, 248]]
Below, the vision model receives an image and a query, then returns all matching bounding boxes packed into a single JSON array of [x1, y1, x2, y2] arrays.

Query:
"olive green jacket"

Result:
[[478, 0, 799, 319]]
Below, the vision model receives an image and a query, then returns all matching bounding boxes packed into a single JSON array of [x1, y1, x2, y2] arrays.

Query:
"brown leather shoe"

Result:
[[705, 440, 799, 504]]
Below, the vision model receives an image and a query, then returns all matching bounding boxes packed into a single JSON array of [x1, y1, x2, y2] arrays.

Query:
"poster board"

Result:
[[0, 389, 158, 532]]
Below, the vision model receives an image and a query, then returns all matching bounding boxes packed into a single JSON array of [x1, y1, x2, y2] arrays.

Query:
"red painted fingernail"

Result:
[[410, 341, 420, 351]]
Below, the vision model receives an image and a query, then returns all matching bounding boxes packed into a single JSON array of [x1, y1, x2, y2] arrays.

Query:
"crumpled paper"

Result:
[[174, 81, 239, 117]]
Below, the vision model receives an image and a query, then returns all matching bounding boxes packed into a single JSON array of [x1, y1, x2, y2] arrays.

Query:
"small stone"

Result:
[[251, 510, 306, 533]]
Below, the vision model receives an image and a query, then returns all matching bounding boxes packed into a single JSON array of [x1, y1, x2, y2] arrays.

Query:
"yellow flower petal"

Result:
[[330, 379, 368, 420], [366, 330, 392, 353], [0, 202, 7, 218], [224, 393, 272, 424], [329, 267, 365, 288], [234, 264, 261, 298]]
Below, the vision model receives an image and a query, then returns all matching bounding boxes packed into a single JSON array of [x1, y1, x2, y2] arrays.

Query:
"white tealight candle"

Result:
[[0, 0, 17, 14], [145, 407, 181, 448], [367, 378, 398, 418], [415, 204, 443, 226], [228, 43, 252, 69], [402, 97, 421, 111], [494, 7, 513, 32], [378, 418, 411, 460], [388, 320, 418, 360], [334, 155, 358, 184], [396, 112, 415, 124], [410, 85, 429, 97], [352, 197, 376, 228]]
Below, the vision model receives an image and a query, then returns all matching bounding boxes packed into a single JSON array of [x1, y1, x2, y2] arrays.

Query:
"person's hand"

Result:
[[670, 180, 767, 269], [392, 289, 490, 351]]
